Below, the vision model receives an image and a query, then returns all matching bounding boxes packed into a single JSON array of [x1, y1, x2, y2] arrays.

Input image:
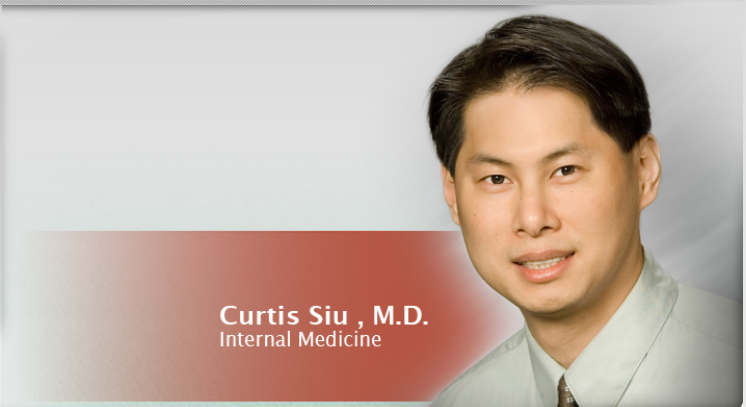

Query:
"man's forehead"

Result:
[[459, 87, 614, 166], [464, 87, 594, 133]]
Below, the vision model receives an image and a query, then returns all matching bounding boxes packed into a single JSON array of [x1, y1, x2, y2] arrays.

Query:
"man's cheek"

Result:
[[556, 189, 597, 225], [464, 200, 499, 231]]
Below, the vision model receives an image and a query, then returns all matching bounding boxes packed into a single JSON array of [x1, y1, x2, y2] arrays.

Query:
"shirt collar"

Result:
[[526, 246, 679, 407], [526, 327, 566, 407]]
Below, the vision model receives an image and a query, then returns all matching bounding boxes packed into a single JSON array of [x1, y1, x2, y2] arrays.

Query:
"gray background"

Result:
[[3, 6, 742, 302]]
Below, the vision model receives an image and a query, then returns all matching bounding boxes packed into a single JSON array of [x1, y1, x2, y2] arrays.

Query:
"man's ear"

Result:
[[637, 134, 662, 211], [441, 165, 461, 226]]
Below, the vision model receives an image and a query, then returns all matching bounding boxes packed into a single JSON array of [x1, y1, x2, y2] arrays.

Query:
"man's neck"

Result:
[[523, 246, 645, 369]]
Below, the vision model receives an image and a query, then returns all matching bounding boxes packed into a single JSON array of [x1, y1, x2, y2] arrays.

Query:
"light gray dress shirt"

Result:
[[433, 247, 742, 407]]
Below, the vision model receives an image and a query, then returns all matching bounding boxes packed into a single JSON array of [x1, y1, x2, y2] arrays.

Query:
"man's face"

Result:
[[443, 86, 657, 318]]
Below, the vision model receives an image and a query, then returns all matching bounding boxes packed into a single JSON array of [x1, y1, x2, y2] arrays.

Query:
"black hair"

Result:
[[428, 15, 651, 175]]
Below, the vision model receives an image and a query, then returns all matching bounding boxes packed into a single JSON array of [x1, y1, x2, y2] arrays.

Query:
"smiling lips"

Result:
[[520, 256, 567, 270], [514, 251, 574, 283]]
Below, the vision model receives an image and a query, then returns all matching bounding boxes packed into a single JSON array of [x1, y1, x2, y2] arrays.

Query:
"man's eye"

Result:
[[487, 175, 506, 184], [554, 166, 577, 177]]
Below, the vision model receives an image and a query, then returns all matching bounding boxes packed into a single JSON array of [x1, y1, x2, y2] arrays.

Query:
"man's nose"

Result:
[[512, 186, 560, 237]]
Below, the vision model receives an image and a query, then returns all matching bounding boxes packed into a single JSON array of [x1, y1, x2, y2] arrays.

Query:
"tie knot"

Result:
[[557, 376, 578, 407]]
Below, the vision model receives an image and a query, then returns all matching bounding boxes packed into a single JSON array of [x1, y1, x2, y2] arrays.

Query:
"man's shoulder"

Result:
[[452, 327, 529, 379], [432, 328, 537, 406], [668, 282, 742, 349], [626, 282, 743, 406]]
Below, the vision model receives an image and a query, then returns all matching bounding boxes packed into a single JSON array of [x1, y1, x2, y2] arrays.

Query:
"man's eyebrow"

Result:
[[466, 154, 513, 168], [466, 144, 590, 169], [539, 143, 591, 165]]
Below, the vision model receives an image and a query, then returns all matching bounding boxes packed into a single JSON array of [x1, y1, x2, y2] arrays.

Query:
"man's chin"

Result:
[[516, 297, 581, 319]]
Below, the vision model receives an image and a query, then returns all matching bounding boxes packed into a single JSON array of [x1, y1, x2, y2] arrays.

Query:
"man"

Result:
[[428, 15, 741, 407]]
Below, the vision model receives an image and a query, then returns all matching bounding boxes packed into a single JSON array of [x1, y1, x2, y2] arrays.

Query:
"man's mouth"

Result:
[[520, 256, 567, 270], [513, 252, 575, 283]]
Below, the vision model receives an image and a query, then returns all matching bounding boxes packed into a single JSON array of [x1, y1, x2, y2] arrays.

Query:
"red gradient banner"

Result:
[[8, 232, 516, 401]]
